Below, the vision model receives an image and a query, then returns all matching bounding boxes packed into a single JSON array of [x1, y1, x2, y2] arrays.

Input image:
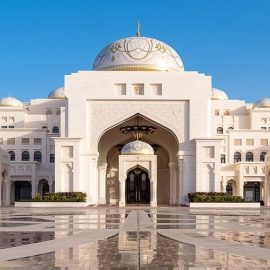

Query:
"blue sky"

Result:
[[0, 0, 269, 102]]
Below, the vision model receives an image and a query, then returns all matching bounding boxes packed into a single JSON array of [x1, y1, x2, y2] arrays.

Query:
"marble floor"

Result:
[[0, 206, 270, 269]]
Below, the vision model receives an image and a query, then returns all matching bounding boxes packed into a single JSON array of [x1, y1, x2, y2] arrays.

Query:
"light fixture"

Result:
[[120, 116, 156, 140]]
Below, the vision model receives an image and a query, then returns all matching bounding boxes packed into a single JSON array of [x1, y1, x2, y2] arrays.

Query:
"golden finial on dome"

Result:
[[136, 20, 141, 37]]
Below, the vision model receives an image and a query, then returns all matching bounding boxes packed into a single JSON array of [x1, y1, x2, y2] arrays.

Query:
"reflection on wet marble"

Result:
[[157, 224, 197, 229], [201, 230, 270, 249], [1, 217, 51, 222], [7, 232, 270, 269], [0, 206, 270, 269], [0, 231, 55, 249], [0, 223, 32, 227]]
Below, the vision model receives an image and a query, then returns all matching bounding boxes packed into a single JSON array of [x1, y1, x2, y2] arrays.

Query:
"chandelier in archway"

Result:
[[119, 116, 156, 140]]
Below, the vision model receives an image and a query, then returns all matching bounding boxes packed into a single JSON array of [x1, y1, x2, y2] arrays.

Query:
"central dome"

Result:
[[93, 35, 184, 71]]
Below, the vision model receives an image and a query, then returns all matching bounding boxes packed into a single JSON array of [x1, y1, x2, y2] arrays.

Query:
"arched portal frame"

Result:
[[96, 113, 182, 206], [118, 154, 157, 207]]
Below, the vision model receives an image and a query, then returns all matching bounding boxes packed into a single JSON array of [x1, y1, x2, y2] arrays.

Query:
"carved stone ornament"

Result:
[[89, 101, 185, 150]]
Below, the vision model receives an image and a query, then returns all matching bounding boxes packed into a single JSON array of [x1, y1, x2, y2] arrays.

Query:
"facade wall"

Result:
[[0, 98, 66, 203], [1, 68, 270, 205]]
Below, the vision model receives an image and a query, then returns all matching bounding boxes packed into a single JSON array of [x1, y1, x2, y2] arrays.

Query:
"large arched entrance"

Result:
[[97, 113, 181, 206], [126, 167, 150, 204]]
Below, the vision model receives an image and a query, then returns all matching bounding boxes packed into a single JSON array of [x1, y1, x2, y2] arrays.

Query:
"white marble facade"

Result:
[[1, 31, 270, 205]]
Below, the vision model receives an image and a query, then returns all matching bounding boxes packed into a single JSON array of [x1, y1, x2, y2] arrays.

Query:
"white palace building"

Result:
[[1, 27, 270, 207]]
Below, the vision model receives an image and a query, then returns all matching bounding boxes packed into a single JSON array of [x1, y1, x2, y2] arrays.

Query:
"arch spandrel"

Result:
[[90, 100, 186, 152]]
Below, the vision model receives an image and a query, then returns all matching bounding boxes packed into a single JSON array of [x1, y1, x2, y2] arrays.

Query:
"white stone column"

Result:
[[48, 182, 53, 192], [32, 180, 36, 196], [150, 179, 157, 207], [169, 162, 177, 204], [265, 180, 270, 206], [261, 181, 264, 202], [4, 181, 10, 206], [119, 179, 125, 207], [89, 155, 98, 204], [98, 162, 107, 204], [47, 176, 52, 192], [177, 155, 184, 205], [0, 181, 2, 206], [32, 164, 37, 197], [239, 180, 244, 198]]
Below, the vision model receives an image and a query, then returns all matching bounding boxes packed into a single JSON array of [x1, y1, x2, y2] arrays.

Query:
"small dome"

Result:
[[0, 96, 23, 107], [121, 140, 154, 155], [48, 87, 66, 99], [211, 88, 228, 100], [93, 36, 184, 71], [253, 98, 270, 108]]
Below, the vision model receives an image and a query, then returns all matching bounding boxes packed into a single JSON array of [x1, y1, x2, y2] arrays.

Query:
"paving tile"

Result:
[[0, 206, 270, 269]]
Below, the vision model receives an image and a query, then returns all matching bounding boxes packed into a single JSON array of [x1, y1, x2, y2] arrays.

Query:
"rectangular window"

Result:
[[150, 84, 162, 95], [9, 126, 14, 128], [34, 138, 42, 145], [132, 84, 144, 95], [1, 126, 7, 128], [7, 138, 15, 145], [261, 127, 267, 130], [0, 138, 3, 145], [114, 84, 126, 95], [261, 139, 268, 146], [234, 139, 242, 146], [21, 138, 29, 145], [246, 139, 254, 146], [215, 110, 219, 116], [50, 154, 55, 163]]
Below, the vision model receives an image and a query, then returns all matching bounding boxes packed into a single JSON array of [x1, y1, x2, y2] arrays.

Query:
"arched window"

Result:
[[56, 109, 61, 115], [246, 152, 253, 162], [46, 110, 52, 115], [8, 151, 15, 161], [234, 152, 241, 163], [217, 127, 223, 134], [52, 126, 59, 134], [228, 127, 234, 131], [221, 154, 226, 163], [34, 151, 42, 162], [260, 152, 267, 162], [22, 151, 30, 161]]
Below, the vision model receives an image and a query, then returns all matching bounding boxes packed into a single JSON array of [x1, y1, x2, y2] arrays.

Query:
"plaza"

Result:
[[0, 205, 270, 269]]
